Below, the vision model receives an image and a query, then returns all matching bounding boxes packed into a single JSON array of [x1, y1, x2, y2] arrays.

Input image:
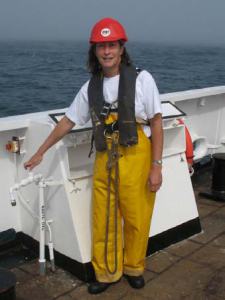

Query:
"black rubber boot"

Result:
[[88, 281, 112, 294], [124, 275, 145, 289]]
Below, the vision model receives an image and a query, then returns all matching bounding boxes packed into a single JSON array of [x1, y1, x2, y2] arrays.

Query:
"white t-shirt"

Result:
[[66, 70, 162, 137]]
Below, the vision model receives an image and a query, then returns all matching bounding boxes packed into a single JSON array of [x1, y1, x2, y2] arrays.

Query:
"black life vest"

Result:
[[88, 64, 138, 151]]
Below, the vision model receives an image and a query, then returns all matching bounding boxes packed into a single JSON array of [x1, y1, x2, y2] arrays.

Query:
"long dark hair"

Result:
[[87, 40, 132, 75]]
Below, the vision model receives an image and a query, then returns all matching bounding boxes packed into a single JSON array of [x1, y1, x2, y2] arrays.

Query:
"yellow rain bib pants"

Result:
[[92, 115, 155, 282]]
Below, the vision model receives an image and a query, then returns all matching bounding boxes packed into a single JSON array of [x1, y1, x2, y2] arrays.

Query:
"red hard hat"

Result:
[[89, 18, 128, 43]]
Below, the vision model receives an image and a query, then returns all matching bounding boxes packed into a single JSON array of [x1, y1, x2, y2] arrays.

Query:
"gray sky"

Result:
[[0, 0, 225, 45]]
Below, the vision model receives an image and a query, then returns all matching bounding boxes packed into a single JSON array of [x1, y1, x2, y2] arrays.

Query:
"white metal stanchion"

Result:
[[38, 179, 46, 275]]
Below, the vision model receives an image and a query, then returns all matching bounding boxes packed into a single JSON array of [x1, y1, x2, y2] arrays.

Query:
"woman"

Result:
[[24, 17, 163, 295]]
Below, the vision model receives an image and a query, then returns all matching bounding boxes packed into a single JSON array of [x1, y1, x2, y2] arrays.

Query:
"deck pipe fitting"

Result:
[[9, 173, 43, 206], [9, 173, 62, 275]]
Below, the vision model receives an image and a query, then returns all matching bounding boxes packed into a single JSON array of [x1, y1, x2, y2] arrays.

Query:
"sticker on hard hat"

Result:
[[101, 28, 111, 37]]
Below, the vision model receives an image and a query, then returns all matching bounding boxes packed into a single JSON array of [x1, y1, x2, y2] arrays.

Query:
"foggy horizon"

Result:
[[0, 0, 225, 46]]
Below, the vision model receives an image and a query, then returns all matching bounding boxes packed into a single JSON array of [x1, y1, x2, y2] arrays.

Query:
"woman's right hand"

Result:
[[23, 116, 74, 171], [24, 153, 43, 170]]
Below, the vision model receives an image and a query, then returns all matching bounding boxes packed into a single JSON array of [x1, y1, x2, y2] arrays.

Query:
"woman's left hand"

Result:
[[148, 165, 162, 192]]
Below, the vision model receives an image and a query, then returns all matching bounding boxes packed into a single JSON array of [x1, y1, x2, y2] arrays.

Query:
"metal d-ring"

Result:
[[104, 129, 113, 140]]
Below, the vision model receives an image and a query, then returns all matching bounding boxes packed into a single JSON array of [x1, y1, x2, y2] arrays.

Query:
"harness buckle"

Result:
[[100, 102, 112, 118]]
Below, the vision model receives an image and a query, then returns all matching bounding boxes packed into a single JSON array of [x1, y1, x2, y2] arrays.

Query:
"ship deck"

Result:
[[1, 164, 225, 300]]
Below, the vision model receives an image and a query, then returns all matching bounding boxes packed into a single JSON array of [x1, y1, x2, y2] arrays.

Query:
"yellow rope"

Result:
[[104, 132, 120, 275]]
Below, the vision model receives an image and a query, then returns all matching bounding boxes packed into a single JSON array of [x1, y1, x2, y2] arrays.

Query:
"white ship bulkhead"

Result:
[[162, 86, 225, 160], [0, 86, 225, 280]]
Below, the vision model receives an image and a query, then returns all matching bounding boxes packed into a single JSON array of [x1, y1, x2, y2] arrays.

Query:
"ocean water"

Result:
[[0, 40, 225, 118]]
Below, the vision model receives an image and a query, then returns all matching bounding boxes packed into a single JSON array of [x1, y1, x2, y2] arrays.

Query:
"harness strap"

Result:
[[88, 134, 95, 158], [104, 118, 149, 135]]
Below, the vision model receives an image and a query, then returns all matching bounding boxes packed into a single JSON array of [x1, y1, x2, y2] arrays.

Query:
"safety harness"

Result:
[[88, 64, 139, 152]]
